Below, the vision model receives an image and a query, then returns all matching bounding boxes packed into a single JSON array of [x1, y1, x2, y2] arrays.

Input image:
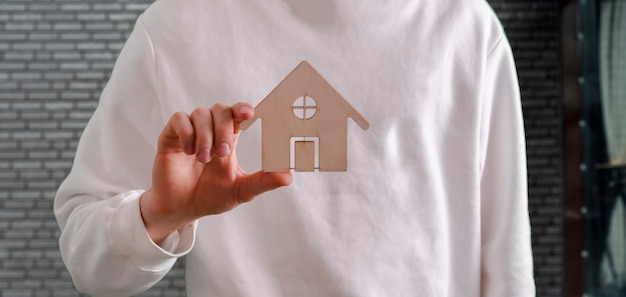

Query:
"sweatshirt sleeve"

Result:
[[478, 36, 536, 297], [54, 16, 196, 296]]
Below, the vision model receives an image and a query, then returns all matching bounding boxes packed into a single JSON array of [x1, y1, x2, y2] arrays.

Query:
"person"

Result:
[[54, 0, 536, 296]]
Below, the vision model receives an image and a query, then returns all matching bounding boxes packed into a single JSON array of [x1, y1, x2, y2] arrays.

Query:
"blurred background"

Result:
[[0, 0, 622, 296]]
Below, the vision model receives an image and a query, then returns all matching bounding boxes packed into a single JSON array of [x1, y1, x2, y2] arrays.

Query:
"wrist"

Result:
[[139, 189, 188, 246]]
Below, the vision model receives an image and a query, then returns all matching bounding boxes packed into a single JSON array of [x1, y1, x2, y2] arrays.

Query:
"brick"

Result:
[[11, 279, 43, 290], [0, 33, 27, 42], [21, 82, 50, 90], [44, 102, 73, 110], [43, 279, 75, 289], [3, 199, 34, 208], [43, 161, 72, 169], [5, 23, 35, 31], [60, 121, 87, 130], [11, 251, 44, 262], [61, 4, 90, 11], [10, 41, 43, 51], [53, 22, 82, 31], [77, 42, 106, 50], [76, 71, 106, 80], [0, 148, 25, 160], [59, 62, 89, 71], [29, 32, 58, 41], [93, 32, 123, 40], [53, 52, 81, 60], [0, 122, 26, 130], [94, 3, 123, 10], [28, 62, 57, 71], [36, 22, 53, 31], [77, 13, 107, 21], [125, 3, 151, 12], [11, 190, 41, 199], [0, 62, 26, 71], [51, 82, 68, 90], [13, 102, 43, 110], [107, 42, 126, 51], [19, 170, 49, 179], [29, 3, 59, 11], [28, 269, 57, 279], [4, 229, 35, 239], [68, 82, 98, 90], [43, 131, 73, 139], [27, 209, 56, 219], [29, 239, 58, 249], [115, 23, 133, 31], [50, 140, 68, 149], [59, 33, 90, 41], [68, 111, 94, 119], [12, 161, 42, 170], [51, 289, 82, 296], [11, 219, 43, 229], [12, 13, 43, 22], [29, 92, 60, 100], [0, 82, 18, 90], [44, 72, 73, 81], [0, 239, 27, 249], [13, 131, 43, 140], [60, 150, 76, 159], [60, 91, 90, 100], [4, 52, 35, 60], [1, 289, 32, 297], [0, 141, 18, 154], [44, 42, 75, 51], [26, 179, 57, 190], [108, 13, 139, 22], [85, 22, 115, 31], [12, 71, 44, 80], [51, 111, 70, 120], [76, 101, 99, 110], [0, 4, 27, 11], [84, 51, 115, 60], [91, 61, 115, 70]]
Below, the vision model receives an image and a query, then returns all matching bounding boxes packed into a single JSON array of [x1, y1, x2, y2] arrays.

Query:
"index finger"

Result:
[[231, 102, 255, 133]]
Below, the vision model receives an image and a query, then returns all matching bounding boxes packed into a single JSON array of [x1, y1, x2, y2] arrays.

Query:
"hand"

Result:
[[140, 103, 293, 245]]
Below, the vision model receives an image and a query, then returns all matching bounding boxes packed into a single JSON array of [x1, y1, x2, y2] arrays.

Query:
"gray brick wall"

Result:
[[0, 1, 186, 296], [489, 1, 564, 296], [0, 0, 563, 296]]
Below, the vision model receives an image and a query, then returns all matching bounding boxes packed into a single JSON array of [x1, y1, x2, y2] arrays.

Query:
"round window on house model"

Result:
[[292, 95, 317, 120]]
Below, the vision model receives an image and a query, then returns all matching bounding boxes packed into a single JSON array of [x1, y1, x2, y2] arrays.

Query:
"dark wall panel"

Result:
[[490, 1, 564, 296]]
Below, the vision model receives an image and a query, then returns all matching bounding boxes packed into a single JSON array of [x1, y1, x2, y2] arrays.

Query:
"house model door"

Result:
[[290, 137, 319, 172]]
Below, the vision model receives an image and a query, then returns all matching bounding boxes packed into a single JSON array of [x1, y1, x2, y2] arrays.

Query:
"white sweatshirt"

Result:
[[55, 0, 536, 296]]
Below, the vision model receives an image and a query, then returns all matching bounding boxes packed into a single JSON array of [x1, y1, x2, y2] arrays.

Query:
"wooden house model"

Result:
[[240, 61, 369, 172]]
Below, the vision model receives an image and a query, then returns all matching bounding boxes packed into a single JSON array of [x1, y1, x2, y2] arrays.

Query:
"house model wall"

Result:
[[240, 61, 369, 172]]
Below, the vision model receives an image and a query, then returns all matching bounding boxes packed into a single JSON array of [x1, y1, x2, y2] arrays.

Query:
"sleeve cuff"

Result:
[[109, 191, 197, 272]]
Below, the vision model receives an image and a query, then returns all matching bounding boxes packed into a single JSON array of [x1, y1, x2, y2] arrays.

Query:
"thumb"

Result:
[[236, 171, 293, 203]]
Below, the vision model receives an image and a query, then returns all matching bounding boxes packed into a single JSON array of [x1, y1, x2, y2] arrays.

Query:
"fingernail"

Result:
[[198, 149, 212, 163], [184, 144, 195, 155], [239, 106, 253, 114], [216, 143, 231, 157]]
